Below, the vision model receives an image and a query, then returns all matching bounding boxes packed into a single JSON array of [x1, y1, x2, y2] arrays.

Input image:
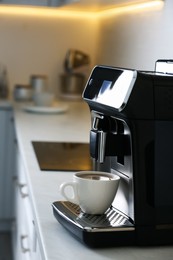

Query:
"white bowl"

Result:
[[14, 85, 33, 101], [33, 92, 54, 107]]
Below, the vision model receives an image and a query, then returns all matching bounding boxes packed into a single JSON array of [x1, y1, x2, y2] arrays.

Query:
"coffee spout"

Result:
[[90, 130, 107, 164], [90, 129, 130, 164]]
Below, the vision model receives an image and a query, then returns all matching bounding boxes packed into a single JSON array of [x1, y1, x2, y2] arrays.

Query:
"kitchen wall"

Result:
[[0, 0, 173, 97], [0, 9, 99, 97], [96, 0, 173, 71]]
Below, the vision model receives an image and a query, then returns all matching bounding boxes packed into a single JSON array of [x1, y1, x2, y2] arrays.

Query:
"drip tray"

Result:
[[52, 201, 135, 247], [32, 141, 92, 171]]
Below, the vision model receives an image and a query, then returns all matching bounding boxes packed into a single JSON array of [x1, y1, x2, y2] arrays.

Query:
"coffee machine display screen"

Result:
[[83, 66, 137, 111], [98, 80, 112, 96]]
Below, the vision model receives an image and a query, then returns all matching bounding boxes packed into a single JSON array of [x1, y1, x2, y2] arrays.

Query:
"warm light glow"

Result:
[[0, 1, 164, 19], [99, 0, 164, 17], [0, 5, 96, 19]]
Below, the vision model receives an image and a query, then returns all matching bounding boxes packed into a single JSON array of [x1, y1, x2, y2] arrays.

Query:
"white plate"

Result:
[[23, 104, 68, 114]]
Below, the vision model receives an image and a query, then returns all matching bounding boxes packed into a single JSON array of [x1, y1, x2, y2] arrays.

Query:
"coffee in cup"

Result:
[[60, 171, 120, 215]]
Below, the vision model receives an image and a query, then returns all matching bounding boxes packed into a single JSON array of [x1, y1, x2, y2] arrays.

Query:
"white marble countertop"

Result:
[[7, 100, 173, 260]]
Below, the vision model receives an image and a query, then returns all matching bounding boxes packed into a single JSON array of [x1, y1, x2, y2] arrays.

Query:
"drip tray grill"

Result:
[[52, 201, 134, 232]]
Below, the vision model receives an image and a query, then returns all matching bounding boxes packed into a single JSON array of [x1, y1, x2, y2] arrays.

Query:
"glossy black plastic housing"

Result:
[[53, 65, 173, 247]]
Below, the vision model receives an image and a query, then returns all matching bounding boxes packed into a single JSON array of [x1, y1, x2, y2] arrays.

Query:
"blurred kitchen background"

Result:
[[0, 0, 172, 99]]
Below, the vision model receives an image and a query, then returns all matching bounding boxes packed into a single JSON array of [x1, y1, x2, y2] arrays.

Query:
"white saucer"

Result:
[[23, 104, 68, 114]]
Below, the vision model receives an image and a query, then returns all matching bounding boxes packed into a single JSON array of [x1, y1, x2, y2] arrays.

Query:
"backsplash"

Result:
[[96, 0, 173, 71], [0, 9, 99, 98], [1, 0, 173, 99]]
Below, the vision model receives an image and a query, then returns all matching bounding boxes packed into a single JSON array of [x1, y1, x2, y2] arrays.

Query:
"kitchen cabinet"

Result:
[[0, 0, 77, 7], [0, 0, 155, 9], [0, 106, 16, 231], [53, 0, 156, 11], [12, 146, 42, 260]]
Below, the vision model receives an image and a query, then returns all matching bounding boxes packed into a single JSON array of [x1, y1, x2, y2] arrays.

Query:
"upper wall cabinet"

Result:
[[0, 0, 78, 7], [0, 0, 156, 9], [57, 0, 157, 11]]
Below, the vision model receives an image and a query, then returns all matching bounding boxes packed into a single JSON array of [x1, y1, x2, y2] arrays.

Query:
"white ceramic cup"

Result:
[[60, 171, 120, 215]]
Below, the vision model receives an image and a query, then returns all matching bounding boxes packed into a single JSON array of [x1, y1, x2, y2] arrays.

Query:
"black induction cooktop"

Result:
[[32, 141, 92, 171]]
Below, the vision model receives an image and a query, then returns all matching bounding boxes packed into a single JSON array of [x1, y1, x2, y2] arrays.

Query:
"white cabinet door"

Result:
[[12, 147, 42, 260], [0, 108, 16, 230]]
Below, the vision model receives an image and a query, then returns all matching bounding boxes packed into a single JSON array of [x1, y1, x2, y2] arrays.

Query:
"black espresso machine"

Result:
[[52, 64, 173, 247]]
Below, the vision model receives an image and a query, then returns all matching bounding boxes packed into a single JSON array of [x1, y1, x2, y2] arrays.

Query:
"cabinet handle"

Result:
[[20, 235, 30, 253], [18, 183, 29, 198], [13, 177, 29, 197]]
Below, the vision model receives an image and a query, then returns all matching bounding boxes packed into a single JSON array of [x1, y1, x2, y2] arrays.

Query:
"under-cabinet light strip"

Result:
[[99, 0, 164, 18], [0, 1, 164, 19]]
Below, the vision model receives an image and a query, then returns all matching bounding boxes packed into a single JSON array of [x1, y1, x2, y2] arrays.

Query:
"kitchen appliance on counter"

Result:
[[59, 73, 86, 100], [64, 49, 90, 73], [32, 141, 92, 171], [59, 49, 90, 100], [52, 65, 173, 247]]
